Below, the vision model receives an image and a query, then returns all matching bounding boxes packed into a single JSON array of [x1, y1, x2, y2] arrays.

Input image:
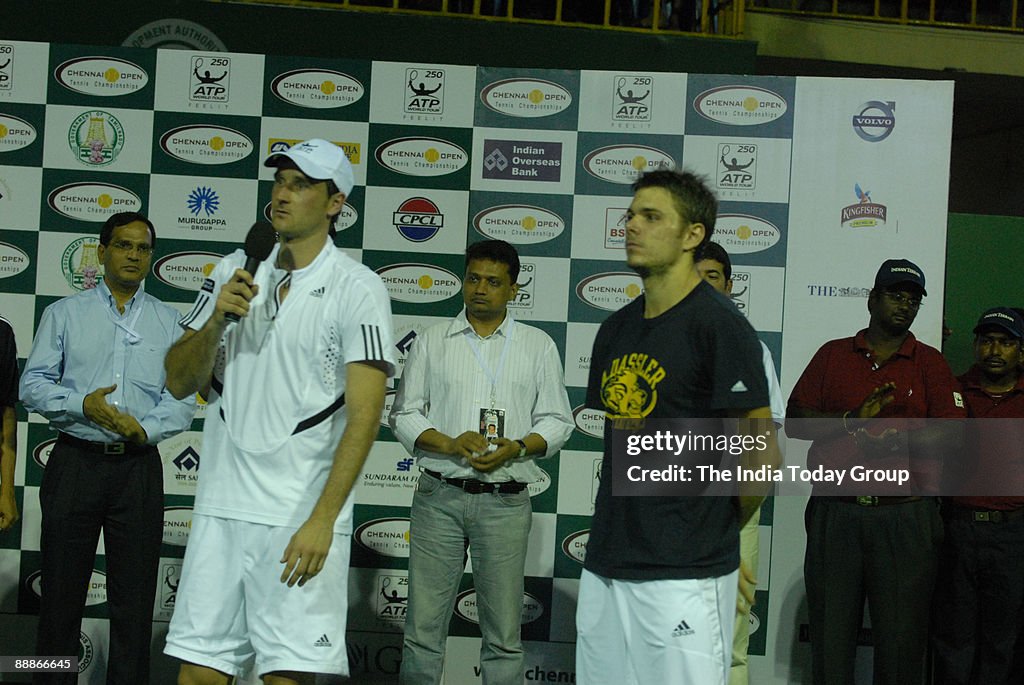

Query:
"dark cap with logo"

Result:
[[874, 258, 927, 296], [973, 307, 1024, 339]]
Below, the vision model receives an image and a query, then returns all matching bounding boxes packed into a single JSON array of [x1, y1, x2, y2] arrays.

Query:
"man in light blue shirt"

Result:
[[20, 211, 195, 684]]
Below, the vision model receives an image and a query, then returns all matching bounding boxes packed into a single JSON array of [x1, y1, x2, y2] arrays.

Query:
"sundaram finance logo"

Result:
[[68, 110, 124, 166]]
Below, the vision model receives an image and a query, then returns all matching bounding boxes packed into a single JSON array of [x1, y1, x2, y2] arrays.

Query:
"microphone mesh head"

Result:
[[244, 221, 277, 260]]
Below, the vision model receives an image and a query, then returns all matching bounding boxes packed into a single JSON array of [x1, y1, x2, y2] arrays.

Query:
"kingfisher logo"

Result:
[[841, 183, 887, 229], [480, 78, 572, 118], [375, 137, 468, 177], [376, 263, 461, 304], [0, 242, 29, 279], [576, 272, 644, 311], [473, 204, 565, 244], [455, 590, 545, 625], [583, 145, 674, 184], [267, 138, 361, 165], [482, 140, 562, 182], [613, 75, 653, 122], [155, 251, 221, 291], [853, 101, 896, 142], [163, 506, 194, 546], [561, 530, 590, 564], [190, 56, 230, 104], [270, 68, 364, 109], [572, 405, 606, 438], [694, 86, 788, 126], [405, 67, 445, 115], [160, 125, 253, 164], [48, 182, 142, 222], [393, 197, 444, 242], [54, 57, 148, 96], [0, 113, 37, 152], [715, 214, 781, 254], [354, 517, 411, 558]]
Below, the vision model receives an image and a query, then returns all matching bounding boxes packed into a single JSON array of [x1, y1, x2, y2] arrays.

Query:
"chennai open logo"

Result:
[[68, 110, 124, 166], [61, 237, 104, 291]]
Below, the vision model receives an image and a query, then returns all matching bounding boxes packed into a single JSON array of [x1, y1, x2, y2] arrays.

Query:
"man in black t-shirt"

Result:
[[576, 170, 779, 684], [0, 315, 17, 533]]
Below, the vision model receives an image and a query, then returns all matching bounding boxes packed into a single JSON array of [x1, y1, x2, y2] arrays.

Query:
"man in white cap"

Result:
[[163, 139, 395, 685]]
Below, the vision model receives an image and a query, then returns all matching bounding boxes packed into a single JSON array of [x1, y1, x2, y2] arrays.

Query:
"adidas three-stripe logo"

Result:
[[362, 324, 385, 361], [314, 634, 332, 647], [672, 619, 695, 637]]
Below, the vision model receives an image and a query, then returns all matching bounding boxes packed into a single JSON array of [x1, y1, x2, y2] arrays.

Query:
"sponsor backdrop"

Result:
[[0, 39, 953, 684]]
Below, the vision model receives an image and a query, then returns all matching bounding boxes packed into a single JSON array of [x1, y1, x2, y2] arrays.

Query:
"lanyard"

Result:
[[465, 317, 514, 409], [99, 287, 145, 344]]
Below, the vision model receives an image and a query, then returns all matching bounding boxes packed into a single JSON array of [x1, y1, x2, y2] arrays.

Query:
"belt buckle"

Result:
[[856, 496, 879, 507], [104, 442, 126, 455]]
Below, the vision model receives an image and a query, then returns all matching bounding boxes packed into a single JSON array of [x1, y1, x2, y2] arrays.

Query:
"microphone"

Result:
[[225, 221, 277, 323]]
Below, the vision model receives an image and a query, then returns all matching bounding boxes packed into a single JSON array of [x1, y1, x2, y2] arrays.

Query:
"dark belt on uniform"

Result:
[[837, 495, 922, 507], [945, 504, 1024, 524], [424, 469, 527, 495], [57, 432, 153, 457]]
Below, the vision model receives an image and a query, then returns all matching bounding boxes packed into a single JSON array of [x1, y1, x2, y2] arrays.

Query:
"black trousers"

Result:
[[804, 497, 942, 685], [34, 439, 163, 685]]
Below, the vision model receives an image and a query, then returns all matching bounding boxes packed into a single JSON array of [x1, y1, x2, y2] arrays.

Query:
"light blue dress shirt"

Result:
[[20, 280, 195, 444]]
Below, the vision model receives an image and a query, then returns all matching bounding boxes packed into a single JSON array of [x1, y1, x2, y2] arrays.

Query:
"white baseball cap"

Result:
[[264, 138, 354, 196]]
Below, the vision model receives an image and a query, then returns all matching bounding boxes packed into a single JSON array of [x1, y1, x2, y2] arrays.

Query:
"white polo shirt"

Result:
[[180, 239, 395, 533]]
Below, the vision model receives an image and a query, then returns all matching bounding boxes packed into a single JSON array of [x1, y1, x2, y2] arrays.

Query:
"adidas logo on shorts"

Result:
[[310, 286, 326, 298], [314, 634, 332, 648], [671, 619, 695, 638]]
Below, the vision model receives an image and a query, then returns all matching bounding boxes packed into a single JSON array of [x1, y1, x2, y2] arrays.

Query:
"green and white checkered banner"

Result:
[[0, 38, 953, 684]]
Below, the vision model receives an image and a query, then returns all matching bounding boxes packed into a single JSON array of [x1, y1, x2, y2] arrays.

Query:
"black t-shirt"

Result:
[[584, 281, 770, 580], [0, 317, 17, 409]]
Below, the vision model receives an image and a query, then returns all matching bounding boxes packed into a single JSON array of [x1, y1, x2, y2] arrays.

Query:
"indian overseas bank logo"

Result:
[[405, 68, 444, 115], [853, 101, 896, 142], [0, 242, 30, 279], [483, 140, 562, 182], [355, 517, 411, 558], [473, 204, 565, 244], [583, 145, 674, 184], [161, 125, 253, 165], [841, 183, 887, 229], [0, 44, 13, 90], [393, 197, 444, 242], [0, 114, 37, 151], [694, 86, 787, 126], [271, 68, 364, 109], [480, 78, 572, 118], [68, 110, 124, 166], [605, 207, 628, 249], [375, 137, 468, 177], [715, 214, 781, 254], [54, 57, 148, 96], [61, 237, 104, 291], [48, 182, 142, 222], [576, 272, 644, 311], [717, 143, 757, 190], [613, 75, 653, 122], [377, 574, 409, 623], [190, 56, 230, 103], [455, 590, 545, 625], [376, 263, 461, 304]]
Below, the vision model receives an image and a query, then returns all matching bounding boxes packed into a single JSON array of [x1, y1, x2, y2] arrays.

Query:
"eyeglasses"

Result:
[[883, 291, 923, 309], [109, 240, 154, 255]]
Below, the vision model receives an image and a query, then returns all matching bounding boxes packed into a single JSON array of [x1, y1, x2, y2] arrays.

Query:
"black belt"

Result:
[[57, 432, 153, 457], [837, 496, 922, 507], [945, 504, 1024, 524], [424, 469, 527, 495]]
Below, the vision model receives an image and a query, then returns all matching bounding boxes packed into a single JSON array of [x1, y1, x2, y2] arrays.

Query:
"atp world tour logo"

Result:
[[405, 68, 444, 115], [0, 44, 13, 91]]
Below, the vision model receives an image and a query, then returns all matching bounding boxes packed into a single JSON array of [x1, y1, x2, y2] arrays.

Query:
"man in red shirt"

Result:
[[787, 259, 966, 685], [933, 307, 1024, 685]]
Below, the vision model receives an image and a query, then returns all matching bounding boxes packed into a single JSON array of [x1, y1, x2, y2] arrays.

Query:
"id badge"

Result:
[[479, 407, 506, 446]]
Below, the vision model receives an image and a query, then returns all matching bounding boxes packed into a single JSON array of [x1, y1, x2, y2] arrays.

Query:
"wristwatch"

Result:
[[515, 439, 528, 459]]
